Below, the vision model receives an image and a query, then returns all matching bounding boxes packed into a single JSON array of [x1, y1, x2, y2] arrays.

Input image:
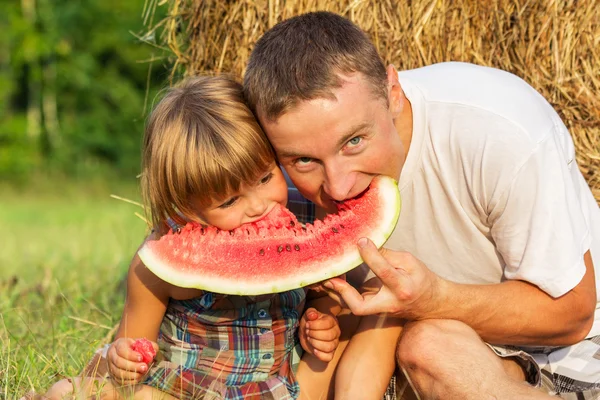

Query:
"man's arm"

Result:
[[326, 240, 596, 346], [430, 249, 596, 345]]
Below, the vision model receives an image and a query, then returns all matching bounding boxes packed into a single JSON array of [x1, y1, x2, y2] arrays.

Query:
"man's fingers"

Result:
[[325, 275, 395, 316], [357, 238, 404, 294], [323, 278, 373, 315], [319, 286, 345, 306]]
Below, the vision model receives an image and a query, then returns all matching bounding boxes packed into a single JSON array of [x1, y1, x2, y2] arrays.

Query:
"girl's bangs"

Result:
[[176, 123, 276, 216]]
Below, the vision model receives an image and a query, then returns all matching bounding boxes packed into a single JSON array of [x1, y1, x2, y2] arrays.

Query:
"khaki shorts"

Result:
[[489, 335, 600, 399]]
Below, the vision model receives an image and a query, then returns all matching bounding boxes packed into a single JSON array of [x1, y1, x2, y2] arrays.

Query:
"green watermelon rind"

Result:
[[138, 176, 401, 295]]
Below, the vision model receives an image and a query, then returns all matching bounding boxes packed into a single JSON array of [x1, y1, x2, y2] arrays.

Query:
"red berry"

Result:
[[131, 338, 156, 364]]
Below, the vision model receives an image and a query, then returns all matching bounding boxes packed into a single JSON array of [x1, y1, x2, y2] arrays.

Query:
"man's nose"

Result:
[[322, 163, 355, 201]]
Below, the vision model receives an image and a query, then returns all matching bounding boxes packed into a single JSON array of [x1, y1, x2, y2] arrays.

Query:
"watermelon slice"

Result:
[[131, 338, 156, 364], [138, 175, 401, 295]]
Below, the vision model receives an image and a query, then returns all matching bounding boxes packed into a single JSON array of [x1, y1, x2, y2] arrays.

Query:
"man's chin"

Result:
[[313, 199, 338, 216]]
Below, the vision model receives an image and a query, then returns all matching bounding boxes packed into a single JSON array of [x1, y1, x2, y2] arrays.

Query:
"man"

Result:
[[243, 11, 600, 400]]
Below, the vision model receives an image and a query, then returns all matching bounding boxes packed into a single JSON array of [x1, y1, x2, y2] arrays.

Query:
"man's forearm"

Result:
[[429, 251, 596, 346]]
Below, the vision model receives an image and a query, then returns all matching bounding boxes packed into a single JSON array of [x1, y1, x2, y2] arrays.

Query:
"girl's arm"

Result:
[[115, 250, 170, 341], [107, 235, 172, 385]]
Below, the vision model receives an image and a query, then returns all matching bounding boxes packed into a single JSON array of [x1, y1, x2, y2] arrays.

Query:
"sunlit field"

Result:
[[1, 182, 147, 398]]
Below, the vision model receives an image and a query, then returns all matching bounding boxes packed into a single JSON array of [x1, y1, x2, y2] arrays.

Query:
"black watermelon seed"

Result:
[[278, 245, 284, 253], [229, 231, 234, 236], [286, 244, 291, 252], [259, 249, 265, 256], [331, 227, 339, 233], [290, 221, 295, 227], [340, 224, 345, 229], [294, 244, 300, 251]]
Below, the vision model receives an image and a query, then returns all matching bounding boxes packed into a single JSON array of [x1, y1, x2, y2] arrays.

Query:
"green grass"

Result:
[[0, 183, 148, 398]]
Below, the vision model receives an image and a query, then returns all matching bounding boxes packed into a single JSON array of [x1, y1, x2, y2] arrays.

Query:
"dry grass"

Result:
[[145, 0, 600, 203]]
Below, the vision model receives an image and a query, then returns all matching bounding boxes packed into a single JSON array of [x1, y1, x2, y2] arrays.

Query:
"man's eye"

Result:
[[348, 137, 362, 146], [296, 157, 313, 165], [219, 196, 239, 209], [260, 172, 273, 184]]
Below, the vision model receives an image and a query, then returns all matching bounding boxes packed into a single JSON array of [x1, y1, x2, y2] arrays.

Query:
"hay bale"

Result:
[[148, 0, 600, 203]]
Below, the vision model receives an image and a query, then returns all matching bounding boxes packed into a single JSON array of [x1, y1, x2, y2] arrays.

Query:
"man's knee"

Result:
[[396, 319, 481, 370]]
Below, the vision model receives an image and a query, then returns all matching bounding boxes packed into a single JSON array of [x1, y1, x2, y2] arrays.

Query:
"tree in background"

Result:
[[1, 0, 168, 181]]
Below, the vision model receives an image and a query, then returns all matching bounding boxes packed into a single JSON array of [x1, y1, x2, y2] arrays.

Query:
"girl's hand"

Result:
[[299, 307, 340, 362], [107, 338, 158, 386]]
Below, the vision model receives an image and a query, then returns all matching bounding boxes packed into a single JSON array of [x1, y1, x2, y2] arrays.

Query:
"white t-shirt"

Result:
[[390, 62, 600, 337]]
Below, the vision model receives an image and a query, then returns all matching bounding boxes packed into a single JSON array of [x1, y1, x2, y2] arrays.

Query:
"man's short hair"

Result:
[[244, 11, 387, 121]]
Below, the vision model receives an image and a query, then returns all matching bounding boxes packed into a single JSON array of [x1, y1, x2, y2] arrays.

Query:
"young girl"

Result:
[[38, 76, 342, 400]]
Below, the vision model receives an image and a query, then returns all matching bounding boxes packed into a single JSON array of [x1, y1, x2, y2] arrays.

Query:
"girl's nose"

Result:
[[246, 196, 268, 217]]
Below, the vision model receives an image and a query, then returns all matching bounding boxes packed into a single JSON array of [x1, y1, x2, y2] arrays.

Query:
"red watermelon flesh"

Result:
[[131, 338, 156, 364], [138, 175, 401, 295]]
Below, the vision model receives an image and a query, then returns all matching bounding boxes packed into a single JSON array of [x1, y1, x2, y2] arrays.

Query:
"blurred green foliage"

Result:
[[0, 0, 169, 182]]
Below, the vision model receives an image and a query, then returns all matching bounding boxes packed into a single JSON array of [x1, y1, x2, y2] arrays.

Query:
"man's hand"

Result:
[[107, 337, 158, 386], [324, 238, 444, 319], [299, 307, 341, 362]]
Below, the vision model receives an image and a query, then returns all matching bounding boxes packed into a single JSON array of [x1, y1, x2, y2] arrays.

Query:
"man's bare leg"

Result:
[[396, 319, 555, 400]]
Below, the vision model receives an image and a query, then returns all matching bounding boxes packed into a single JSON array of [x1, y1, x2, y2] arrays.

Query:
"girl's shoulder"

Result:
[[169, 285, 205, 301]]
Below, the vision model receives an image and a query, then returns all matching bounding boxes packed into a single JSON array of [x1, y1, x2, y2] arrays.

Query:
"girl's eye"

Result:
[[219, 196, 239, 209], [260, 172, 273, 184], [347, 136, 362, 146]]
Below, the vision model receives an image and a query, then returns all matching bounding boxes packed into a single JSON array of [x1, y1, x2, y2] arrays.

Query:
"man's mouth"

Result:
[[333, 185, 371, 204]]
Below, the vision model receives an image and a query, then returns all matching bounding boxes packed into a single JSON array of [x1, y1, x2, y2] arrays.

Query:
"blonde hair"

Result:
[[141, 75, 276, 229]]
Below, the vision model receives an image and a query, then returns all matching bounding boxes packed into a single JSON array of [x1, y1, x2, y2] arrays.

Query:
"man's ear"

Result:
[[386, 64, 404, 116]]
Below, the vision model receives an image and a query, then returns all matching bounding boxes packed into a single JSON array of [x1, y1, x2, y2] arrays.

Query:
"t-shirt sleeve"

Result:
[[488, 130, 591, 297]]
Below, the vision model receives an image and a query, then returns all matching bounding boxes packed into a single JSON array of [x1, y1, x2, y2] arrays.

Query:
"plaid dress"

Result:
[[142, 289, 306, 399]]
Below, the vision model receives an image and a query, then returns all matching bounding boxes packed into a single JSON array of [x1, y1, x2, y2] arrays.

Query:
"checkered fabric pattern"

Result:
[[490, 335, 600, 398], [142, 290, 306, 399]]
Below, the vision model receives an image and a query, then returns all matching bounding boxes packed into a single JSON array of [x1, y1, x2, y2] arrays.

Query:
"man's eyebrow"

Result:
[[336, 122, 372, 147], [277, 122, 372, 160], [277, 149, 305, 159]]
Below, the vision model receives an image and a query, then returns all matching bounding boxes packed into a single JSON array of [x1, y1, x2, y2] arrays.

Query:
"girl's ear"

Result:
[[386, 65, 404, 116]]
